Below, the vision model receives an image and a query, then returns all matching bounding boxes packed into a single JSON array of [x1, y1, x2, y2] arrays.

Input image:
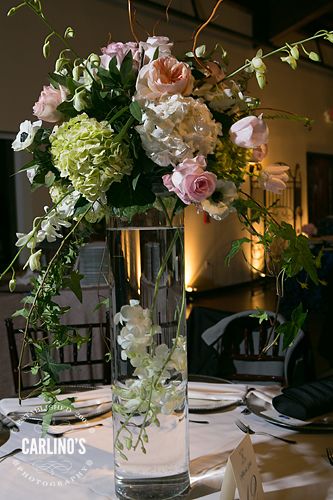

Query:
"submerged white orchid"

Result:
[[113, 300, 186, 422]]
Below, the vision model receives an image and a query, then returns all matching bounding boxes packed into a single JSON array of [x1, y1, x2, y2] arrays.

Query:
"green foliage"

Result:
[[63, 270, 84, 303], [249, 309, 269, 324], [273, 222, 319, 284], [276, 303, 308, 350], [225, 237, 251, 266], [41, 396, 75, 436]]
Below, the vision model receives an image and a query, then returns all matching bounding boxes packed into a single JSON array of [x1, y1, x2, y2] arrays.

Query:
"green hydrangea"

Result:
[[211, 138, 251, 187], [50, 113, 133, 201]]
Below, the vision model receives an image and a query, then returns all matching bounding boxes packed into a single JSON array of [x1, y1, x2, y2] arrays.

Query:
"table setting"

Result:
[[0, 381, 332, 499]]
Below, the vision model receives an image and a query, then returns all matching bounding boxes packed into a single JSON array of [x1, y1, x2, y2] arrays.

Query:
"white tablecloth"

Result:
[[0, 385, 332, 499]]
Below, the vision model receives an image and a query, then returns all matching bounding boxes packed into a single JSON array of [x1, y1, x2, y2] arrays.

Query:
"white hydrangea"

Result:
[[135, 95, 222, 166], [194, 81, 256, 114], [50, 184, 81, 218]]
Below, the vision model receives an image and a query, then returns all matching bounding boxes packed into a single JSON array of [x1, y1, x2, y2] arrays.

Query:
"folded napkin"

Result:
[[272, 378, 333, 420]]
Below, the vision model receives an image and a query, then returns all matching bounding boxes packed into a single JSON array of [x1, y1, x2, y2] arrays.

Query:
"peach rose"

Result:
[[162, 155, 216, 204], [229, 114, 269, 148], [33, 85, 66, 123], [135, 56, 194, 101]]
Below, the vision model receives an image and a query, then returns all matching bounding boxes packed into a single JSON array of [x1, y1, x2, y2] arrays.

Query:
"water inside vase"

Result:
[[107, 224, 190, 499]]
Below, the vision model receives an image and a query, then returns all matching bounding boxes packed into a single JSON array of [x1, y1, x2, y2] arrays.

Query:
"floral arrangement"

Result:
[[2, 0, 331, 429]]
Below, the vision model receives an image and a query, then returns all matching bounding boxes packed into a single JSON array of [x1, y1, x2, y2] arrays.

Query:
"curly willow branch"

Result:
[[192, 0, 224, 71], [128, 0, 139, 43]]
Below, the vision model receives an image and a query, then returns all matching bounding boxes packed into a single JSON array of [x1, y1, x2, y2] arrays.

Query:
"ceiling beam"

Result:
[[267, 0, 333, 42]]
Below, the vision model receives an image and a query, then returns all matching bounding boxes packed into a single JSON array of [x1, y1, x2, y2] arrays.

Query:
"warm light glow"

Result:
[[121, 230, 141, 292]]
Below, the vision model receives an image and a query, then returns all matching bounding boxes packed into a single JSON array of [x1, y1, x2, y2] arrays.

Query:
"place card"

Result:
[[220, 434, 264, 499]]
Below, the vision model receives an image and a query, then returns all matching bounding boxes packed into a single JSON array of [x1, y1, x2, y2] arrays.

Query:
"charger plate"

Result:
[[7, 385, 112, 425], [246, 391, 333, 432]]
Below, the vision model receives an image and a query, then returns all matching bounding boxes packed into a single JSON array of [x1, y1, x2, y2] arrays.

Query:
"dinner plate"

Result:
[[245, 391, 333, 432], [188, 382, 244, 413], [189, 398, 241, 412], [22, 401, 113, 424], [6, 386, 112, 425]]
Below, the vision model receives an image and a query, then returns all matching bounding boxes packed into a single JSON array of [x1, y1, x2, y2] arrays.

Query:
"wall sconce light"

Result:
[[324, 107, 333, 124]]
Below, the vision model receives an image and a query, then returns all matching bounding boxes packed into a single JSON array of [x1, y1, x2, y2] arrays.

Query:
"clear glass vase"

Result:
[[107, 207, 190, 499]]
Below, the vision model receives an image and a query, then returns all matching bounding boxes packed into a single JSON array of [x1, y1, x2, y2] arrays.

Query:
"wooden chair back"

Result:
[[5, 313, 110, 394], [201, 310, 304, 384]]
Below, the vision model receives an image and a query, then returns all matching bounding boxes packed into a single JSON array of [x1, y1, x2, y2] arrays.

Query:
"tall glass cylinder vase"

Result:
[[107, 208, 190, 499]]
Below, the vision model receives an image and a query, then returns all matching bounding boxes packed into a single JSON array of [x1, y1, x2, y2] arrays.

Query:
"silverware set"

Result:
[[235, 418, 297, 444]]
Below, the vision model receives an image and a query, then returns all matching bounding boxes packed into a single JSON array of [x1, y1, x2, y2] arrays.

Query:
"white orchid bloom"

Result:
[[23, 249, 42, 272], [15, 229, 37, 249]]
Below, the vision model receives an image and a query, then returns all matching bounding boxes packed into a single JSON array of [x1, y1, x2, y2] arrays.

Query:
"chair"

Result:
[[76, 241, 109, 286], [199, 309, 306, 385], [5, 314, 111, 394]]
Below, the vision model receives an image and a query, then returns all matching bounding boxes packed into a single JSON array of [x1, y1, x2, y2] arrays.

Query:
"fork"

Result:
[[235, 419, 297, 444], [326, 447, 333, 465]]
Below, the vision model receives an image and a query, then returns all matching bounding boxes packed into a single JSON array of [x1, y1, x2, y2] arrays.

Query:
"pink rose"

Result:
[[139, 36, 173, 63], [100, 41, 140, 70], [33, 85, 67, 123], [251, 143, 268, 162], [229, 114, 269, 148], [258, 163, 289, 194], [162, 156, 216, 204], [135, 56, 194, 101]]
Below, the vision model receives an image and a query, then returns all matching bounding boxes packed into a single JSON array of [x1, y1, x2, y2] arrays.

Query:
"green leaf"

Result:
[[56, 100, 78, 118], [120, 51, 134, 86], [73, 202, 91, 217], [152, 46, 160, 60], [41, 397, 75, 435], [12, 308, 29, 319], [225, 237, 251, 266], [195, 44, 206, 57], [276, 303, 307, 350], [275, 222, 319, 285], [249, 309, 269, 324], [48, 71, 68, 88], [129, 101, 142, 122], [39, 350, 71, 381], [109, 56, 120, 78], [31, 365, 39, 375], [66, 270, 84, 303], [132, 173, 140, 190], [94, 297, 110, 311]]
